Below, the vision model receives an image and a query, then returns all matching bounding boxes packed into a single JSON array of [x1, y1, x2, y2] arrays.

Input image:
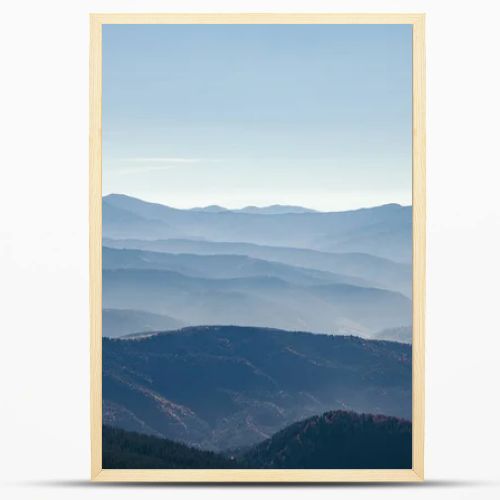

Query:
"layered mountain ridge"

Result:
[[102, 195, 412, 339], [101, 194, 413, 468], [103, 194, 412, 263]]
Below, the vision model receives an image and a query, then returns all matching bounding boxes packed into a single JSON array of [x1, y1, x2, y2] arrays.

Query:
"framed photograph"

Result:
[[90, 13, 425, 482]]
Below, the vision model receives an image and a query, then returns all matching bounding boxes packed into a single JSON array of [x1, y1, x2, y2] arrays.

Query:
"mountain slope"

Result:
[[102, 426, 235, 469], [103, 326, 411, 451], [241, 410, 412, 469], [372, 326, 412, 343], [102, 308, 185, 338], [103, 200, 181, 239], [316, 215, 413, 263], [103, 237, 411, 295]]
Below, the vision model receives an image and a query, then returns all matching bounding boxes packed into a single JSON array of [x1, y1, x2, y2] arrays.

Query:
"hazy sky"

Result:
[[103, 24, 412, 211]]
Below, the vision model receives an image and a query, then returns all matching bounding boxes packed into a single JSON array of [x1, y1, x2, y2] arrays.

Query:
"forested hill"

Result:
[[241, 410, 412, 469], [102, 426, 235, 469], [103, 326, 411, 451], [103, 410, 411, 470]]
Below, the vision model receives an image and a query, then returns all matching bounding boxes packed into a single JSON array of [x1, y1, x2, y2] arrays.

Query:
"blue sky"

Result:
[[103, 24, 412, 211]]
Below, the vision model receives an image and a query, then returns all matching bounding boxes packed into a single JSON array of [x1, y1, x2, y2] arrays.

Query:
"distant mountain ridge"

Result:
[[103, 267, 411, 334], [103, 325, 411, 451], [106, 193, 403, 215], [234, 204, 318, 214], [103, 194, 412, 262], [190, 204, 318, 214], [102, 246, 373, 288], [104, 237, 411, 296]]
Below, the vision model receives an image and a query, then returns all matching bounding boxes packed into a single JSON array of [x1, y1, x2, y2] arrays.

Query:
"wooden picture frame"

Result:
[[90, 13, 425, 483]]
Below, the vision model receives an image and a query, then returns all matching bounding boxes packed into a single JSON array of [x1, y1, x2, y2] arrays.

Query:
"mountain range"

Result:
[[102, 246, 372, 288], [103, 238, 411, 296], [102, 245, 411, 335], [102, 194, 412, 340], [101, 194, 413, 467], [103, 194, 412, 263], [103, 326, 411, 451], [190, 204, 318, 214]]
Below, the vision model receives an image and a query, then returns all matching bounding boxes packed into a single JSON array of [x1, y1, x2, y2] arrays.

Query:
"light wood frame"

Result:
[[90, 13, 425, 483]]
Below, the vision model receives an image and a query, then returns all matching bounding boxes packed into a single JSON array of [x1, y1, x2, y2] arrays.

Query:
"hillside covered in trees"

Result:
[[103, 410, 412, 469], [102, 426, 235, 469]]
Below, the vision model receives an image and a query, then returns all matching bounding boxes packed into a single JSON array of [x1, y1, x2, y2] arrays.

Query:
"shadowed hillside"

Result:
[[103, 410, 411, 469], [241, 410, 412, 469], [102, 425, 235, 469]]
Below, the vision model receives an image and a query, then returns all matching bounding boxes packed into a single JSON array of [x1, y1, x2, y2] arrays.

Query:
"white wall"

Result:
[[1, 1, 499, 499]]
